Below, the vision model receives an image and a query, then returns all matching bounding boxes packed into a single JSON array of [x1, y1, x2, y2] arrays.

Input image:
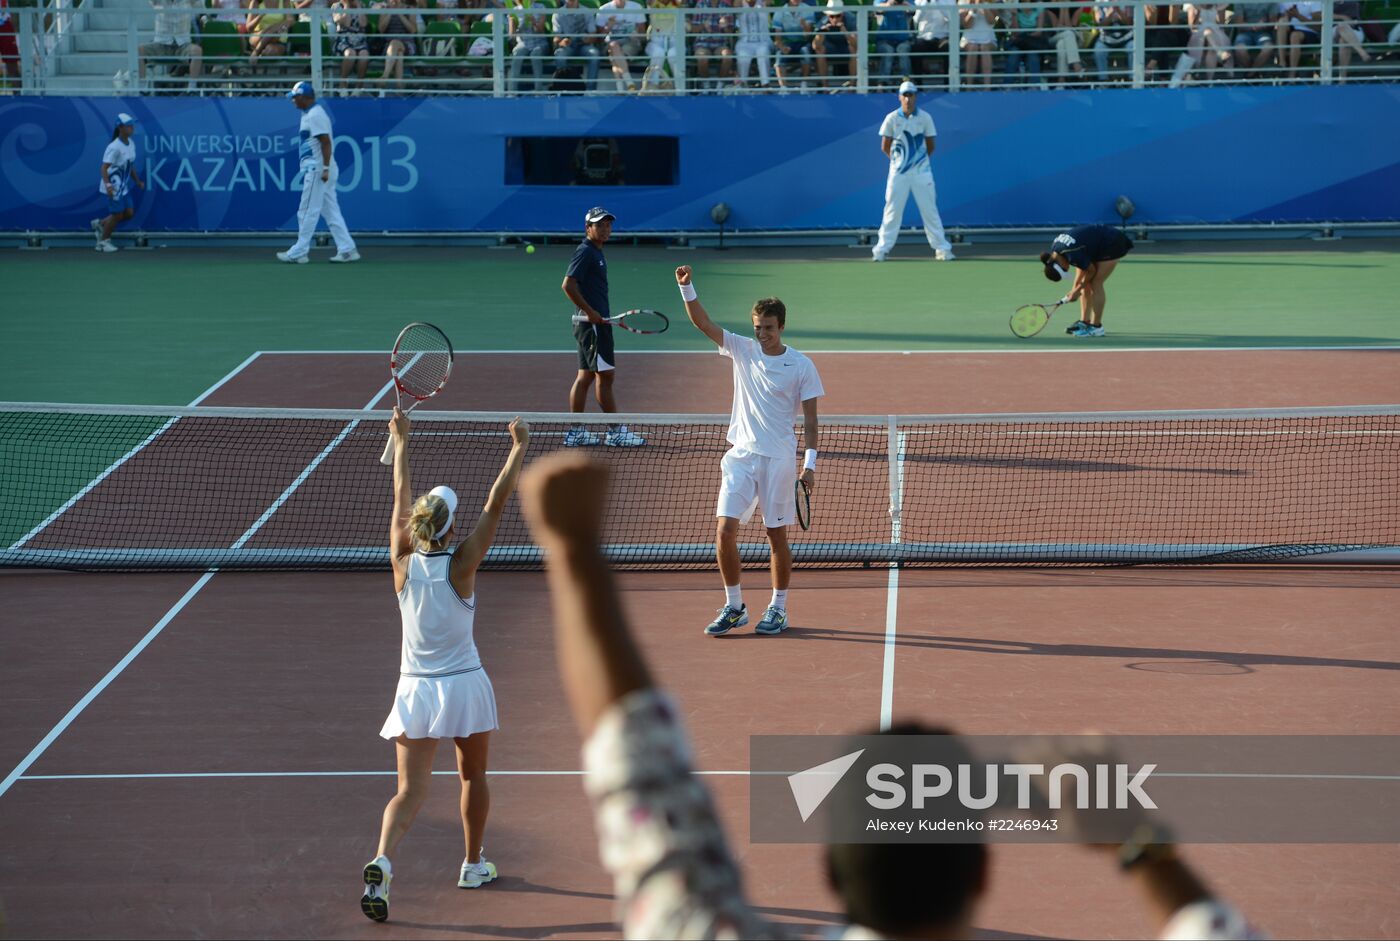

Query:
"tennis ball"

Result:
[[525, 243, 536, 254]]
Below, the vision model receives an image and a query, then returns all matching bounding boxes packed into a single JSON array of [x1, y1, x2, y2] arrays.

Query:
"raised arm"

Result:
[[674, 265, 725, 347], [452, 418, 532, 580], [520, 454, 652, 732], [388, 407, 414, 568]]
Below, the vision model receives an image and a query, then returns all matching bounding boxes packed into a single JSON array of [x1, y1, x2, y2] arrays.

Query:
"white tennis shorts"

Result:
[[379, 667, 499, 740], [716, 447, 797, 528]]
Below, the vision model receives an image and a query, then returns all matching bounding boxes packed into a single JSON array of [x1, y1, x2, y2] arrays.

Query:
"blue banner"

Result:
[[1, 86, 1396, 232]]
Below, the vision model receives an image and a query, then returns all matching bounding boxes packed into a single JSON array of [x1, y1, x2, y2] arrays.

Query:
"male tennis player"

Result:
[[675, 264, 823, 636], [561, 207, 644, 448], [872, 80, 954, 263], [277, 80, 359, 265], [1040, 223, 1134, 337]]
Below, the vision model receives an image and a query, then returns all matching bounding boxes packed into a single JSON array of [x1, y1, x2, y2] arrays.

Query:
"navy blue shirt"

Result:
[[1050, 224, 1133, 270], [566, 239, 610, 319]]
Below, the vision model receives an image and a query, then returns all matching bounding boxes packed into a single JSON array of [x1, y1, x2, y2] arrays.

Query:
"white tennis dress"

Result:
[[380, 550, 499, 740]]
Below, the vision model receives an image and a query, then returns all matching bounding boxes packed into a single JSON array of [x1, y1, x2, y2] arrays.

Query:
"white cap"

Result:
[[115, 112, 137, 126], [898, 81, 918, 95], [428, 485, 458, 540]]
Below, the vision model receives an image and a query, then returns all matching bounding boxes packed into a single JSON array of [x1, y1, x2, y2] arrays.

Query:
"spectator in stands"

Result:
[[734, 0, 774, 89], [1144, 3, 1187, 82], [1276, 0, 1320, 79], [642, 0, 683, 91], [377, 0, 421, 91], [772, 0, 816, 90], [332, 0, 371, 88], [910, 0, 951, 85], [1332, 0, 1375, 80], [516, 451, 1267, 941], [139, 0, 204, 91], [598, 0, 646, 92], [1169, 2, 1232, 86], [247, 0, 294, 69], [0, 0, 22, 92], [959, 0, 996, 86], [812, 3, 855, 89], [1229, 0, 1277, 77], [691, 0, 738, 89], [874, 0, 915, 89], [203, 0, 251, 55], [508, 0, 552, 92], [1093, 3, 1134, 83], [1002, 0, 1050, 86], [552, 0, 601, 91], [1045, 1, 1086, 84]]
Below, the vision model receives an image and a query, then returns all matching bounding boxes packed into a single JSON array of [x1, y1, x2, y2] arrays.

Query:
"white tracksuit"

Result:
[[872, 105, 951, 258], [287, 102, 356, 259]]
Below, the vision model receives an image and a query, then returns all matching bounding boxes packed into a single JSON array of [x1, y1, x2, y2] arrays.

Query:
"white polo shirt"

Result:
[[879, 106, 936, 176], [720, 330, 824, 460], [297, 103, 335, 170], [99, 138, 136, 196]]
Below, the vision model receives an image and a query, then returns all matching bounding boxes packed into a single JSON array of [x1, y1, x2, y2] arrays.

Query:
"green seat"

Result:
[[462, 15, 498, 72], [200, 19, 245, 73]]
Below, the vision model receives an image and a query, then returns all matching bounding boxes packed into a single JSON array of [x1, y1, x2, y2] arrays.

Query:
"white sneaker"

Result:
[[329, 249, 361, 263], [361, 855, 392, 922], [96, 240, 118, 253], [605, 425, 646, 448], [458, 855, 498, 889], [935, 249, 956, 261], [871, 253, 887, 262], [276, 251, 309, 265]]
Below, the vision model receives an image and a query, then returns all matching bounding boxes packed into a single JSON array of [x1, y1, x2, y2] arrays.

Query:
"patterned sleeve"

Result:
[[1159, 900, 1267, 941], [581, 689, 784, 941]]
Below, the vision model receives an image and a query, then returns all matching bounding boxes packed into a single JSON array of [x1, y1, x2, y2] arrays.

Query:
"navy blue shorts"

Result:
[[574, 321, 615, 372], [106, 192, 133, 216]]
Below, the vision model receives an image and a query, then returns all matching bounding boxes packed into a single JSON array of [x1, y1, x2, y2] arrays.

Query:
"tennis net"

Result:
[[2, 402, 1397, 571]]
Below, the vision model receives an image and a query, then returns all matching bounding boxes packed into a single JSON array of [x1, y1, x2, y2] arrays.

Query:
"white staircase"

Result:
[[45, 0, 156, 94]]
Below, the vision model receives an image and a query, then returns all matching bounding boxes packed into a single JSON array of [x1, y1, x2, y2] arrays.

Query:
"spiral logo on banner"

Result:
[[0, 97, 118, 220]]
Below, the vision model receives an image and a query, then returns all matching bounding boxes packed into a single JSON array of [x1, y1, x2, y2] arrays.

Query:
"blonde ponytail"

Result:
[[407, 493, 450, 549]]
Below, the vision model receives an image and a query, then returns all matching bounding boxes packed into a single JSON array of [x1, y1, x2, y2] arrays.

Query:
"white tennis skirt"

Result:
[[379, 668, 499, 740]]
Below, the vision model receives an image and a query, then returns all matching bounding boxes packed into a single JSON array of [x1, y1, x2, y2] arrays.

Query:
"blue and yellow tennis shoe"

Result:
[[705, 604, 748, 636], [754, 605, 789, 635]]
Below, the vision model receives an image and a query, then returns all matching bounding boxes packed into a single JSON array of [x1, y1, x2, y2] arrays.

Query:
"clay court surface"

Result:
[[2, 348, 1398, 939]]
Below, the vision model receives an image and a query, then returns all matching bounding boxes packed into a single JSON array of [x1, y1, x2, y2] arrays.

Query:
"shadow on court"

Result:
[[757, 627, 1400, 674]]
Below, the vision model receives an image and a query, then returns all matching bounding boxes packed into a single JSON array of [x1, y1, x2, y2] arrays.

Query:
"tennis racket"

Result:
[[794, 478, 811, 531], [379, 322, 454, 465], [604, 309, 670, 335], [1009, 298, 1071, 338]]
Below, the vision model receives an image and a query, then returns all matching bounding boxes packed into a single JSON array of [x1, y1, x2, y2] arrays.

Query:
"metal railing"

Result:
[[7, 0, 1399, 96]]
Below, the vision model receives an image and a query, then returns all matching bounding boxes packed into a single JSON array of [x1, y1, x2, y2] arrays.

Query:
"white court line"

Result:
[[0, 573, 217, 799], [0, 373, 398, 803], [879, 427, 907, 732], [252, 345, 1400, 355], [15, 770, 1399, 783], [7, 351, 264, 551]]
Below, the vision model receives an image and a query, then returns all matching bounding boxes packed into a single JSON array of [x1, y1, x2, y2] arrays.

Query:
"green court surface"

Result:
[[5, 241, 1400, 405]]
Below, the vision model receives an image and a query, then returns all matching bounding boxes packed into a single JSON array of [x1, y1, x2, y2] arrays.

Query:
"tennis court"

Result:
[[2, 243, 1398, 939]]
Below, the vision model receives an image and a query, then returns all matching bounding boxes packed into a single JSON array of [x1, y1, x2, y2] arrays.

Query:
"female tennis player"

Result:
[[91, 113, 144, 253], [675, 264, 824, 638], [361, 407, 530, 923], [1039, 223, 1134, 337]]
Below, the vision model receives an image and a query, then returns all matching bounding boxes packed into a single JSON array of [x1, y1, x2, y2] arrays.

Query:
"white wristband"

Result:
[[803, 449, 818, 471], [679, 282, 698, 302]]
